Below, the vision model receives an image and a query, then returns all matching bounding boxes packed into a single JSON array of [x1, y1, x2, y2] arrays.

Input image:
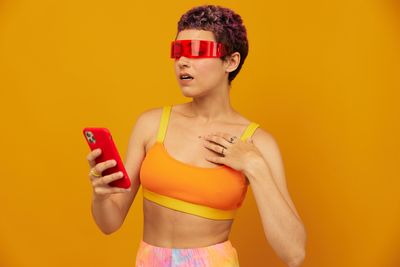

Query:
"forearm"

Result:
[[245, 161, 306, 266], [91, 195, 124, 234]]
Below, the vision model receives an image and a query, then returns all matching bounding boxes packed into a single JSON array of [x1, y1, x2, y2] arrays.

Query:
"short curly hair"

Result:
[[177, 5, 249, 84]]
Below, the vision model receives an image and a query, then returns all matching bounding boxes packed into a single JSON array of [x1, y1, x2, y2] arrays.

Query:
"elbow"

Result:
[[96, 223, 121, 235], [287, 250, 306, 267], [287, 230, 307, 267], [100, 228, 116, 235]]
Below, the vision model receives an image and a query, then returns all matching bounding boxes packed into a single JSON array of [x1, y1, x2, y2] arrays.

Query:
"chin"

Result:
[[180, 89, 199, 98], [180, 87, 209, 98]]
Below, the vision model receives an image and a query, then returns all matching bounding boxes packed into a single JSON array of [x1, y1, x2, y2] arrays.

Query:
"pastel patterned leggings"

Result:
[[135, 240, 240, 267]]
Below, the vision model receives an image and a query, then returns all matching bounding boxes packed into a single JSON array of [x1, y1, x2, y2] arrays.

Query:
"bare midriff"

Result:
[[143, 198, 234, 248]]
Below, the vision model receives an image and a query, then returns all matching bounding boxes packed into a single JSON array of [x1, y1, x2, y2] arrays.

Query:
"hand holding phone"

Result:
[[83, 128, 131, 190]]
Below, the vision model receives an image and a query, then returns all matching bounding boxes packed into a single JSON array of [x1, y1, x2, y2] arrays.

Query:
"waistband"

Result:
[[136, 239, 240, 266], [139, 239, 234, 251]]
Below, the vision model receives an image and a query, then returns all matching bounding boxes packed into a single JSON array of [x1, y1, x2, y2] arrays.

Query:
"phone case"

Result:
[[83, 127, 131, 189]]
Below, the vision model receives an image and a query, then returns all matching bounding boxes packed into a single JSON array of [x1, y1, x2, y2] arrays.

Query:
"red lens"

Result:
[[171, 40, 226, 59]]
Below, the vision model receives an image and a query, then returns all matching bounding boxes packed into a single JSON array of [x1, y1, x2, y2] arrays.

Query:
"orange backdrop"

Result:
[[1, 0, 399, 266]]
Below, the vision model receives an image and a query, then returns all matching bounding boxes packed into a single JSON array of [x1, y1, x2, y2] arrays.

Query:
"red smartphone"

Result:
[[83, 127, 131, 189]]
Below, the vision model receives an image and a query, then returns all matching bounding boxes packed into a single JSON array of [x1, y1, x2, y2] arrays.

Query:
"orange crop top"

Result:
[[139, 105, 260, 220]]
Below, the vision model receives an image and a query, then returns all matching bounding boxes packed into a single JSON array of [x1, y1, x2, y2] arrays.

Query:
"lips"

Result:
[[179, 72, 194, 80]]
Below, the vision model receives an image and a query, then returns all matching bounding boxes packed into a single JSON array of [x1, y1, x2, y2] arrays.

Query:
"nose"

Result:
[[176, 56, 191, 68]]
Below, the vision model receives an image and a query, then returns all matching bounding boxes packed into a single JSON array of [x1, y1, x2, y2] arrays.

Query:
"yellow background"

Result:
[[1, 0, 399, 266]]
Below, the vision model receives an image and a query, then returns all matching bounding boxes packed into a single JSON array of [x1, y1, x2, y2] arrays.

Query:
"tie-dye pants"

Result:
[[135, 239, 240, 267]]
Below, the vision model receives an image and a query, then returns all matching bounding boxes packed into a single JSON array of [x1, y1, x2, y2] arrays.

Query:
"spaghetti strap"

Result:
[[156, 105, 172, 143], [240, 122, 260, 141], [156, 105, 259, 143]]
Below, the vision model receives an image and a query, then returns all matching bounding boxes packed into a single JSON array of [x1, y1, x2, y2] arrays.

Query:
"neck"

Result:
[[187, 86, 236, 124]]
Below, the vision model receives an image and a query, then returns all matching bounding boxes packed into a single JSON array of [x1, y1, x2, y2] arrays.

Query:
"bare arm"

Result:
[[87, 111, 150, 234], [244, 130, 307, 267]]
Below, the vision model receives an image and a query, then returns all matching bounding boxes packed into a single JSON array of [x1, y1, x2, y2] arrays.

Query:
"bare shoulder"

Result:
[[231, 113, 282, 160], [136, 106, 163, 124], [251, 126, 288, 186], [252, 126, 278, 148], [133, 106, 164, 146]]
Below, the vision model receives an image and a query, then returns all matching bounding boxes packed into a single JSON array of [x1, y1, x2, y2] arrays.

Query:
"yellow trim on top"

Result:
[[240, 122, 260, 141], [156, 105, 171, 143], [143, 188, 237, 220]]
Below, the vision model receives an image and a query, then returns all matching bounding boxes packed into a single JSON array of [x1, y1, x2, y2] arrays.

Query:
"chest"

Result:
[[146, 120, 245, 169]]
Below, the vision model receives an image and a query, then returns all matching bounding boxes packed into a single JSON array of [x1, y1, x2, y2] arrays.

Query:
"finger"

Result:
[[205, 134, 231, 148], [92, 171, 123, 187], [203, 142, 227, 156], [214, 132, 239, 145], [205, 154, 223, 165], [87, 148, 102, 168], [226, 136, 238, 144], [88, 168, 102, 180], [96, 159, 117, 173], [89, 159, 117, 181]]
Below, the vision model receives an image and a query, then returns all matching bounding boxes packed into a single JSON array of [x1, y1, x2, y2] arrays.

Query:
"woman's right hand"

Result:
[[86, 148, 130, 200]]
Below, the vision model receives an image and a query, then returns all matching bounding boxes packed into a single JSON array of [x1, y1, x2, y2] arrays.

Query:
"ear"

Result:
[[224, 52, 241, 73]]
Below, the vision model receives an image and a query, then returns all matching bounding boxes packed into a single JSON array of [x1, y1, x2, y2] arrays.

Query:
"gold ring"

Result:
[[90, 169, 102, 177]]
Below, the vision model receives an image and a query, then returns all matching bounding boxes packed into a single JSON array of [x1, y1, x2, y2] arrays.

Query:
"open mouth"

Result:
[[180, 74, 194, 80]]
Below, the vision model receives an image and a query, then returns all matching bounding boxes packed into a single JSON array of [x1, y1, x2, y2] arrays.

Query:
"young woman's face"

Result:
[[174, 29, 229, 97]]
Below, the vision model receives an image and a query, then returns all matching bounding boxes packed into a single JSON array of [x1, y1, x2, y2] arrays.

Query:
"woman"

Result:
[[86, 5, 306, 267]]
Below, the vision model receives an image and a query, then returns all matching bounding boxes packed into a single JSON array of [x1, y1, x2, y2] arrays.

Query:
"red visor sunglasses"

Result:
[[171, 40, 226, 59]]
